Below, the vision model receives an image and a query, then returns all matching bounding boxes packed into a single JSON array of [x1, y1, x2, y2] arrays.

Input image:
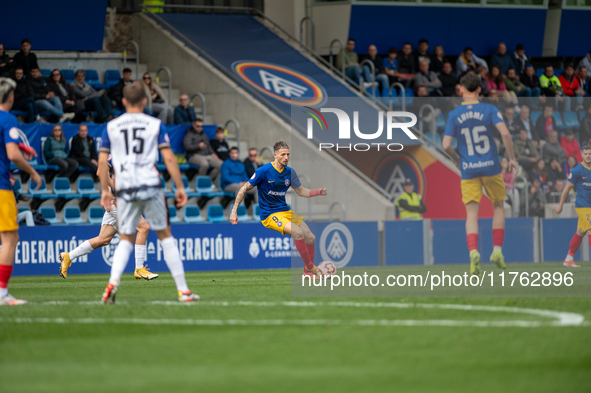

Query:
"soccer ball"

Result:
[[317, 261, 337, 276]]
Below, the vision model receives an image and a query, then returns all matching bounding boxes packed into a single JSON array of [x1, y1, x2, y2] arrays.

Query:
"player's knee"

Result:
[[137, 222, 150, 235], [306, 232, 316, 244], [97, 237, 111, 247], [291, 226, 304, 240]]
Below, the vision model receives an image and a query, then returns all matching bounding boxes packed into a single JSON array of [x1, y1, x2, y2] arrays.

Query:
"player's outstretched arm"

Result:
[[293, 185, 327, 198], [230, 182, 254, 225], [441, 135, 460, 166], [555, 181, 574, 215], [161, 147, 187, 208], [6, 142, 41, 190], [496, 122, 519, 172], [98, 151, 114, 210]]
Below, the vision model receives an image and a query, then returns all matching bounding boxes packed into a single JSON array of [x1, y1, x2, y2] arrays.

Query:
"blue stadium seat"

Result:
[[236, 204, 251, 222], [105, 70, 121, 88], [579, 111, 587, 121], [552, 112, 568, 131], [207, 204, 227, 222], [84, 69, 109, 90], [530, 111, 542, 125], [173, 175, 200, 198], [183, 205, 203, 223], [253, 204, 260, 221], [168, 206, 180, 223], [404, 88, 414, 107], [536, 68, 544, 78], [18, 206, 29, 213], [40, 69, 51, 81], [77, 177, 98, 196], [61, 69, 75, 84], [53, 177, 72, 195], [13, 178, 21, 193], [39, 206, 58, 224], [554, 68, 563, 77], [63, 206, 83, 225], [28, 178, 48, 195], [88, 206, 104, 225], [195, 176, 224, 198], [563, 111, 580, 130], [436, 112, 446, 131]]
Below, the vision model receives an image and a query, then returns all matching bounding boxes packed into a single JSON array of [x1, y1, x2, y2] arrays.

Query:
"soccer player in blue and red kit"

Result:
[[230, 141, 327, 278], [442, 73, 519, 276], [555, 144, 591, 267], [0, 78, 42, 305]]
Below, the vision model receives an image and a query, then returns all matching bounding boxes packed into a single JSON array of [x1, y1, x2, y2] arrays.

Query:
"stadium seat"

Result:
[[436, 112, 446, 131], [28, 178, 48, 195], [195, 176, 224, 198], [18, 206, 29, 213], [12, 178, 21, 193], [39, 206, 58, 224], [530, 111, 542, 125], [53, 177, 73, 196], [183, 205, 203, 223], [40, 69, 51, 81], [77, 177, 98, 196], [236, 204, 251, 222], [563, 111, 580, 130], [84, 69, 109, 90], [168, 205, 180, 223], [61, 69, 75, 84], [253, 204, 260, 221], [207, 204, 227, 222], [63, 206, 84, 225], [552, 112, 568, 131], [536, 68, 544, 78], [579, 111, 586, 121], [105, 70, 121, 88], [404, 88, 414, 107], [173, 175, 199, 198], [88, 206, 104, 225]]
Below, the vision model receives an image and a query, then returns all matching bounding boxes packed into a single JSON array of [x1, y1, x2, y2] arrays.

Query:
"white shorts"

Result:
[[101, 206, 118, 230], [116, 189, 168, 235]]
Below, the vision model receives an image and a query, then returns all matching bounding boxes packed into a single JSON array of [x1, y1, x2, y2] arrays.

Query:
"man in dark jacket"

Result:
[[412, 39, 430, 69], [398, 43, 416, 88], [512, 44, 528, 77], [11, 66, 38, 123], [244, 147, 260, 179], [29, 67, 64, 122], [0, 43, 12, 77], [439, 62, 457, 97], [109, 68, 132, 110], [174, 94, 196, 124], [69, 124, 98, 181], [12, 39, 39, 76], [490, 42, 515, 76], [183, 118, 222, 184], [535, 104, 557, 142], [362, 45, 389, 95], [210, 127, 230, 161]]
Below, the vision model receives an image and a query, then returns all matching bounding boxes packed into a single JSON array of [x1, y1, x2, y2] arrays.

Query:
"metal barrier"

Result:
[[389, 82, 406, 111], [299, 17, 315, 52], [155, 66, 172, 105], [512, 174, 529, 217], [329, 201, 346, 221], [418, 104, 438, 143], [190, 92, 206, 120], [123, 40, 140, 80], [359, 59, 377, 99], [259, 146, 274, 164], [224, 118, 240, 144], [329, 38, 345, 76]]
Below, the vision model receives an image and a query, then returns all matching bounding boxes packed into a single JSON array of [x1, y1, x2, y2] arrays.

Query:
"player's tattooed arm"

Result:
[[230, 183, 254, 224], [293, 185, 327, 198]]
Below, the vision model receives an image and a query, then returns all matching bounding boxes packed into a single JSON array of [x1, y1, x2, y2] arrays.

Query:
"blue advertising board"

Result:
[[541, 218, 579, 262], [384, 220, 424, 265]]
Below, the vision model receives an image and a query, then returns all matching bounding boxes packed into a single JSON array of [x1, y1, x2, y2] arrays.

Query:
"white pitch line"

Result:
[[24, 300, 587, 327]]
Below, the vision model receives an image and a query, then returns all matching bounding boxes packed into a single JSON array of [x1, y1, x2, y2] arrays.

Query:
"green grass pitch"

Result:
[[1, 267, 590, 393]]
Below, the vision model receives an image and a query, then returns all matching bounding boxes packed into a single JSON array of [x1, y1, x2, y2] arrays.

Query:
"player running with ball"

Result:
[[442, 73, 518, 276], [229, 141, 327, 278], [555, 144, 591, 267]]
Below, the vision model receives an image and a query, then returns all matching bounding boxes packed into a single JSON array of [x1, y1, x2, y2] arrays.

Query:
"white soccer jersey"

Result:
[[98, 113, 170, 201]]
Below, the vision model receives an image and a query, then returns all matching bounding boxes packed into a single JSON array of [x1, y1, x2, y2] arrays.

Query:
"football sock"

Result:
[[69, 240, 94, 261], [135, 244, 147, 270], [492, 228, 504, 251], [306, 242, 316, 266], [108, 240, 133, 286], [0, 264, 13, 297], [466, 233, 478, 252], [567, 233, 583, 260], [161, 237, 189, 293], [295, 239, 312, 270]]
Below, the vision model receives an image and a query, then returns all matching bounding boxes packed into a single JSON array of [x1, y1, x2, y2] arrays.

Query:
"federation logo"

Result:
[[249, 237, 260, 258], [285, 179, 290, 186], [372, 152, 425, 202], [101, 233, 120, 266], [9, 127, 20, 140], [319, 223, 354, 268], [232, 61, 327, 106]]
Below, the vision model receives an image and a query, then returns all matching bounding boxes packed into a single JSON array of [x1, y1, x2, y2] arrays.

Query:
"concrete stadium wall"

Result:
[[132, 13, 395, 222]]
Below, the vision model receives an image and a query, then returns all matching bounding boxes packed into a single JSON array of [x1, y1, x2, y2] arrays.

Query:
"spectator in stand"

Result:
[[514, 128, 539, 172], [490, 42, 515, 76], [412, 85, 441, 134], [505, 68, 534, 108], [576, 66, 589, 97], [29, 67, 66, 123], [540, 64, 567, 110], [398, 43, 416, 87], [515, 105, 537, 143], [456, 47, 488, 74], [504, 107, 518, 136], [10, 66, 39, 123], [362, 45, 389, 93], [141, 72, 173, 124], [183, 118, 222, 184], [542, 130, 567, 164], [577, 50, 591, 72], [430, 45, 448, 75], [580, 103, 591, 143], [43, 125, 78, 181], [395, 178, 427, 220], [487, 65, 518, 106], [109, 67, 132, 111], [532, 158, 548, 184], [439, 62, 457, 97], [475, 66, 489, 96], [69, 124, 99, 181], [559, 64, 585, 111], [451, 84, 463, 109], [500, 156, 519, 216], [382, 47, 407, 86], [12, 39, 38, 76], [548, 177, 567, 203], [0, 43, 12, 77], [547, 157, 565, 186], [244, 147, 260, 179], [174, 94, 196, 125], [561, 129, 582, 162], [526, 179, 545, 218], [520, 65, 542, 105], [336, 38, 360, 85], [220, 147, 257, 202], [412, 39, 430, 68], [210, 127, 230, 161], [70, 70, 112, 123], [535, 104, 557, 142], [415, 60, 442, 96], [512, 44, 528, 78], [565, 154, 578, 176], [47, 69, 83, 123]]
